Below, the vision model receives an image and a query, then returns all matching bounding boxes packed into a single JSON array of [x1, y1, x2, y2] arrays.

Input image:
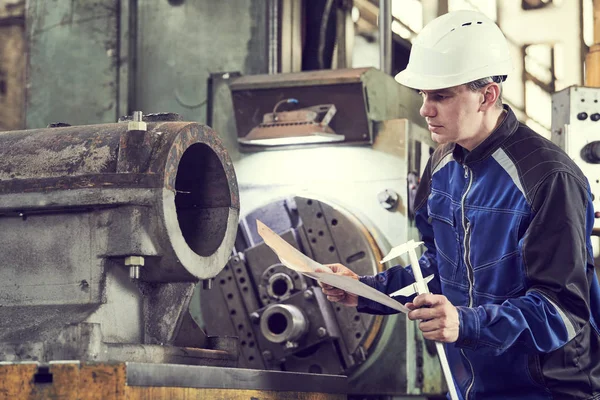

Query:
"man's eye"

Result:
[[434, 95, 447, 101]]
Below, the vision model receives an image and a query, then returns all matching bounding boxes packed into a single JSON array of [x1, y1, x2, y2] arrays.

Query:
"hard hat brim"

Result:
[[396, 60, 513, 91]]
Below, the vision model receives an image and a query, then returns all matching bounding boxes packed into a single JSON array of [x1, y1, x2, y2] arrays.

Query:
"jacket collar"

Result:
[[452, 104, 520, 165]]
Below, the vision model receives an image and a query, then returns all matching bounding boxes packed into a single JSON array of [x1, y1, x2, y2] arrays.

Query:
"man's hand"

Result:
[[316, 263, 359, 307], [406, 293, 460, 343]]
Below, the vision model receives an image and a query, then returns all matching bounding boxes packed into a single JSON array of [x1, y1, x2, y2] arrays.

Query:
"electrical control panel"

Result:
[[552, 86, 600, 231]]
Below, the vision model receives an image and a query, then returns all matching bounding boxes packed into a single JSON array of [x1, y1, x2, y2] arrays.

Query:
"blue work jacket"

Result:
[[358, 105, 600, 399]]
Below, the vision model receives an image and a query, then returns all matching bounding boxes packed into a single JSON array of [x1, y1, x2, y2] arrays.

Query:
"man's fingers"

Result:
[[324, 263, 342, 273], [327, 294, 345, 302], [408, 306, 437, 321], [323, 288, 345, 296], [422, 328, 457, 343], [413, 293, 446, 308], [419, 318, 445, 332]]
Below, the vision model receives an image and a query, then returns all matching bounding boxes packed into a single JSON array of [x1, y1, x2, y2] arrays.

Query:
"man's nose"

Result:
[[420, 100, 436, 118]]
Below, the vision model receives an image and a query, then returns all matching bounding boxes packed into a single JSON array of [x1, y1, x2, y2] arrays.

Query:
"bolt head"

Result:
[[125, 256, 145, 266], [303, 290, 314, 300], [317, 327, 327, 338], [284, 341, 298, 349]]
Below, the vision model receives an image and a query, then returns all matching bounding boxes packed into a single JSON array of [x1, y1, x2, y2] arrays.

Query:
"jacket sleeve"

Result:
[[456, 171, 595, 355], [357, 158, 442, 314]]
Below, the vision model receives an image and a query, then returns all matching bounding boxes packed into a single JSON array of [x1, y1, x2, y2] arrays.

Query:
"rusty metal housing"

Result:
[[0, 117, 240, 365]]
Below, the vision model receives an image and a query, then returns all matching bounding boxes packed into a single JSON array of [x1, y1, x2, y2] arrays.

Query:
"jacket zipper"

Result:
[[461, 164, 475, 400]]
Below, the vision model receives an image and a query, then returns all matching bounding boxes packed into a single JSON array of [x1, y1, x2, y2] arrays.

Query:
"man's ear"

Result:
[[479, 83, 500, 111]]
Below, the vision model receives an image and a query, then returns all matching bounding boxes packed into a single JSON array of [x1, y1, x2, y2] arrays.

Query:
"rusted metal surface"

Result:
[[0, 121, 240, 210], [0, 119, 240, 366], [0, 1, 25, 131], [0, 362, 347, 400]]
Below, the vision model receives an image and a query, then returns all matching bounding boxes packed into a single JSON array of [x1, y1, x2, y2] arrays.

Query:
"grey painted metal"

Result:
[[24, 0, 269, 130], [125, 362, 347, 393], [213, 256, 266, 370], [25, 0, 121, 128], [379, 0, 392, 75], [0, 1, 25, 131], [0, 119, 240, 366], [551, 86, 600, 233], [134, 0, 268, 123]]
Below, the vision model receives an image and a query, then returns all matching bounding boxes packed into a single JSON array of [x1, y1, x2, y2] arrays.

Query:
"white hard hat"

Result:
[[396, 10, 513, 90]]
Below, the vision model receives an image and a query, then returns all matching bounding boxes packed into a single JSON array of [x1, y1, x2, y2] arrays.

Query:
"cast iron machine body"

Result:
[[202, 68, 446, 398], [0, 115, 240, 366]]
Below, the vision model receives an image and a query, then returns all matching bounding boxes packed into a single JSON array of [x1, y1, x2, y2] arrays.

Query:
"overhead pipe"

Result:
[[379, 0, 392, 75]]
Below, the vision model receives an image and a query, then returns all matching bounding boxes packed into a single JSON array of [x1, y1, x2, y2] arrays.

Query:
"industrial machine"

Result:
[[551, 86, 600, 269], [552, 86, 600, 231], [0, 114, 345, 399], [201, 68, 446, 398]]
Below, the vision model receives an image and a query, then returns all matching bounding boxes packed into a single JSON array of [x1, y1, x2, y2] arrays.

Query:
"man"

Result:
[[320, 9, 600, 400]]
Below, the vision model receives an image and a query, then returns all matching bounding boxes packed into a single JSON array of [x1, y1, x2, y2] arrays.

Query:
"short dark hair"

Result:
[[466, 76, 505, 108]]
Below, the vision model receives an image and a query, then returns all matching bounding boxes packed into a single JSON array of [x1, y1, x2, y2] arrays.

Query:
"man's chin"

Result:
[[431, 133, 450, 144]]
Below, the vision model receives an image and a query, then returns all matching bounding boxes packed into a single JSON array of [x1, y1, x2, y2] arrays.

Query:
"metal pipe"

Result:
[[268, 0, 279, 74], [260, 304, 308, 343], [379, 0, 392, 75], [586, 0, 600, 87]]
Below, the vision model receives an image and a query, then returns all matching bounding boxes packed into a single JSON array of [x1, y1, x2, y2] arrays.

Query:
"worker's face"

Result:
[[418, 85, 484, 146]]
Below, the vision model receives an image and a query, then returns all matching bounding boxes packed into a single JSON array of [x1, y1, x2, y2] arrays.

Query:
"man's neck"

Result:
[[458, 107, 507, 151]]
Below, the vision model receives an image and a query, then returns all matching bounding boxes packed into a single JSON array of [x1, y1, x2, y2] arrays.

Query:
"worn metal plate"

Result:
[[135, 0, 268, 124], [125, 362, 347, 393], [214, 257, 265, 369], [0, 1, 25, 131], [25, 0, 120, 128]]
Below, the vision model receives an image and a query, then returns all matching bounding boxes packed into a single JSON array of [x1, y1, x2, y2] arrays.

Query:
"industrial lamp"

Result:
[[237, 98, 345, 146]]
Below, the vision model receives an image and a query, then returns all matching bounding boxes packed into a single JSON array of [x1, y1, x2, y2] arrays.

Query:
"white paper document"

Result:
[[256, 220, 409, 313]]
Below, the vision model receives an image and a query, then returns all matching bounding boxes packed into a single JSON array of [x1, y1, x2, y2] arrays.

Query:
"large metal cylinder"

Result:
[[0, 117, 240, 365], [0, 119, 239, 283]]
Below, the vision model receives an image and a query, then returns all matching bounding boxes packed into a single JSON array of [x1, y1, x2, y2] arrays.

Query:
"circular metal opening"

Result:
[[267, 272, 294, 300], [260, 304, 308, 343], [271, 278, 289, 297], [267, 313, 288, 335], [174, 143, 230, 257]]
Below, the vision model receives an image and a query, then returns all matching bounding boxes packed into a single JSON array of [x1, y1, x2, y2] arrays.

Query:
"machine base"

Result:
[[0, 362, 347, 400]]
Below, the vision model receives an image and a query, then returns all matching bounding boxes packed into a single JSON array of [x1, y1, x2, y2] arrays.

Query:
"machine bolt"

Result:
[[128, 111, 147, 132], [262, 350, 273, 361], [125, 256, 145, 280], [303, 290, 314, 300], [250, 312, 260, 324], [377, 189, 399, 210], [284, 341, 298, 349], [353, 346, 367, 362], [317, 327, 327, 338]]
